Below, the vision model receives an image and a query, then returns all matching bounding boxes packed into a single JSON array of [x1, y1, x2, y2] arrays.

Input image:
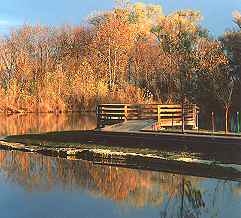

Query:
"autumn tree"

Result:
[[220, 11, 241, 113], [0, 1, 238, 122], [89, 7, 137, 90], [233, 11, 241, 28], [128, 3, 163, 101]]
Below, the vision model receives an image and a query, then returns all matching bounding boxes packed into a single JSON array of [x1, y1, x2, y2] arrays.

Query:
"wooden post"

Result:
[[96, 105, 99, 128], [138, 104, 142, 119], [212, 112, 215, 133], [193, 105, 198, 130], [225, 107, 228, 134], [172, 112, 174, 128], [124, 105, 128, 121], [181, 102, 185, 133], [193, 105, 195, 130], [237, 112, 240, 133], [158, 105, 160, 124], [96, 105, 102, 128], [196, 106, 199, 131]]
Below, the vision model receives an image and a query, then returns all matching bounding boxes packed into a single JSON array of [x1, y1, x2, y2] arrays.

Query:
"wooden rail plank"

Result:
[[97, 103, 199, 129]]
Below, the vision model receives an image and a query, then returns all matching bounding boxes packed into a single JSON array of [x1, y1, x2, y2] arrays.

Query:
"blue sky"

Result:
[[0, 0, 240, 36]]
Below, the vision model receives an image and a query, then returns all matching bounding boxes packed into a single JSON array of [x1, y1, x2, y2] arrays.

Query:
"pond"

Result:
[[0, 112, 239, 136], [0, 113, 96, 137], [0, 150, 240, 218], [0, 113, 240, 218]]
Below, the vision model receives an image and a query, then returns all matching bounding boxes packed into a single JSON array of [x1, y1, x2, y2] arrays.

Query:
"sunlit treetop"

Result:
[[232, 10, 241, 28], [130, 2, 163, 22], [88, 2, 163, 28]]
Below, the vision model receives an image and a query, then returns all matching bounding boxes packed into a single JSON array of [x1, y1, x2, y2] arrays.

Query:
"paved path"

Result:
[[101, 120, 241, 141], [101, 120, 156, 132]]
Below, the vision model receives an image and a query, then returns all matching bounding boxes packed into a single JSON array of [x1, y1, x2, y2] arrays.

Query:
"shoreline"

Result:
[[5, 130, 241, 155], [0, 110, 95, 115], [0, 139, 240, 182]]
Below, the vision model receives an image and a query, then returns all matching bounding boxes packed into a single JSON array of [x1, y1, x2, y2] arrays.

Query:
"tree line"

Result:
[[0, 2, 240, 125]]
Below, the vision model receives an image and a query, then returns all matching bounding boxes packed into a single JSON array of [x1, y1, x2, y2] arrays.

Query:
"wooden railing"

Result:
[[96, 103, 199, 129], [157, 104, 199, 129]]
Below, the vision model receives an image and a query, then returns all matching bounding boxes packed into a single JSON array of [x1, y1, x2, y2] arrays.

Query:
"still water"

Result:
[[0, 113, 240, 218], [0, 150, 240, 218], [0, 113, 96, 137]]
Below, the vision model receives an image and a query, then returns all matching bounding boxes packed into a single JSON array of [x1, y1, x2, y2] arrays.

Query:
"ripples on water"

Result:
[[0, 150, 240, 218]]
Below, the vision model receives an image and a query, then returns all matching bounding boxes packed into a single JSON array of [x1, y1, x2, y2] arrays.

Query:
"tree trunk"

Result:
[[181, 80, 185, 134], [108, 37, 112, 90], [113, 50, 117, 86], [225, 106, 229, 134]]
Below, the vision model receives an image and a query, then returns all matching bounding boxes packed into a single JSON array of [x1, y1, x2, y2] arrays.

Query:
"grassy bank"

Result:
[[0, 139, 240, 182], [3, 129, 241, 164]]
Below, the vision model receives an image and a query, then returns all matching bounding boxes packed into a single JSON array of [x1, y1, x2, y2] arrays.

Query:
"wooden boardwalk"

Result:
[[97, 103, 199, 129]]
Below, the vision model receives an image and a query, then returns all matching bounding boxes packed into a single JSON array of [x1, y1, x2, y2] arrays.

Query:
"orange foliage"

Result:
[[0, 2, 235, 113]]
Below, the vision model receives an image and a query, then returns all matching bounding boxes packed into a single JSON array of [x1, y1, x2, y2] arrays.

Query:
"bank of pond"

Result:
[[0, 112, 240, 217], [1, 128, 241, 182], [0, 149, 240, 218]]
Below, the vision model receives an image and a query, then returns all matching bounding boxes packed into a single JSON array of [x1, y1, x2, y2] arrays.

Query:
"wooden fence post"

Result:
[[237, 112, 240, 133], [196, 106, 199, 131], [212, 112, 215, 133], [138, 104, 142, 119], [181, 103, 185, 133], [157, 105, 160, 124], [124, 105, 128, 121], [96, 105, 101, 128], [172, 112, 174, 128]]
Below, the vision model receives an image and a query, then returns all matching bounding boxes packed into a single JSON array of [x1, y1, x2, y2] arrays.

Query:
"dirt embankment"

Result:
[[0, 139, 240, 182]]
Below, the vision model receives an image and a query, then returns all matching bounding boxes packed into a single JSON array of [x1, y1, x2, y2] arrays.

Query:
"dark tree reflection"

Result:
[[0, 150, 240, 217]]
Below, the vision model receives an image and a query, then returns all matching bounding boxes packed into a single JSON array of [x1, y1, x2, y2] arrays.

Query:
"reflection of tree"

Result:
[[88, 166, 166, 207], [0, 113, 96, 136], [232, 182, 241, 197], [160, 176, 205, 218], [160, 176, 241, 218], [0, 150, 239, 217], [202, 180, 241, 218], [0, 150, 199, 209]]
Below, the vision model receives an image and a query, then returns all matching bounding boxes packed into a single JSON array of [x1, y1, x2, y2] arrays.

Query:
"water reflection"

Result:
[[0, 113, 96, 136], [0, 150, 240, 218]]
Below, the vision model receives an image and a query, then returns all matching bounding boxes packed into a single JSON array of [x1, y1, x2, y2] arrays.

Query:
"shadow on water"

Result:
[[0, 113, 96, 136], [0, 150, 240, 218]]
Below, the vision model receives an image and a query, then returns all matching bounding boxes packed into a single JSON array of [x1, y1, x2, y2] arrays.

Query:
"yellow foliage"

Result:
[[0, 3, 234, 113]]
